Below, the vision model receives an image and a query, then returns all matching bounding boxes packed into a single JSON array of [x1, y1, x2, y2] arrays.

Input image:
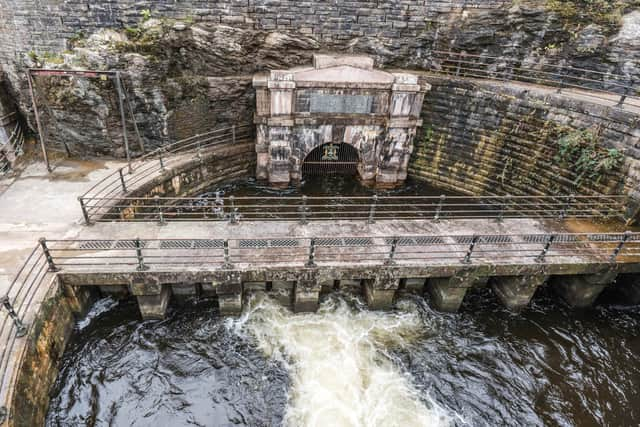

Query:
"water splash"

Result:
[[231, 294, 452, 427]]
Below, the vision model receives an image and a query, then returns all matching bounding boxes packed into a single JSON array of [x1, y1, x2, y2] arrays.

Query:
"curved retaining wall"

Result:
[[409, 76, 640, 222]]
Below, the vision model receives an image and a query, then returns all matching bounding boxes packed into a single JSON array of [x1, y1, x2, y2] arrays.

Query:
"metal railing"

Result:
[[428, 50, 639, 110], [0, 231, 638, 416], [78, 124, 253, 222], [0, 122, 24, 174], [29, 232, 640, 272], [77, 194, 628, 224]]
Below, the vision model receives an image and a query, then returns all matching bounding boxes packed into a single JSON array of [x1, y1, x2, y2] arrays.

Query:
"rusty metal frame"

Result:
[[26, 68, 145, 173]]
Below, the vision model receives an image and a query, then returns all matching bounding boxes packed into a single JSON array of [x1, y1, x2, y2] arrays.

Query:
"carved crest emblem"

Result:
[[321, 144, 339, 161]]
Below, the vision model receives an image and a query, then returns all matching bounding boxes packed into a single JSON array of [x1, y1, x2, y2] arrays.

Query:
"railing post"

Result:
[[158, 148, 166, 172], [299, 195, 309, 225], [496, 196, 506, 223], [368, 195, 378, 224], [228, 195, 239, 224], [559, 194, 574, 220], [610, 231, 631, 262], [617, 84, 630, 107], [385, 237, 398, 265], [461, 235, 479, 264], [118, 168, 128, 193], [455, 53, 463, 76], [535, 234, 556, 263], [1, 295, 28, 337], [38, 238, 58, 272], [223, 239, 233, 269], [434, 194, 446, 222], [556, 68, 566, 94], [232, 124, 236, 144], [154, 195, 166, 226], [135, 238, 148, 271], [78, 196, 92, 226], [306, 238, 317, 268]]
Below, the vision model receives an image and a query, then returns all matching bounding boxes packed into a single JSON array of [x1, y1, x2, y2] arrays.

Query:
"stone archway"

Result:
[[301, 142, 360, 177]]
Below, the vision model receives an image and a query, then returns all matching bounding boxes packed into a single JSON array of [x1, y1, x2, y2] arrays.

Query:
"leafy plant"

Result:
[[554, 130, 623, 186], [140, 9, 152, 22]]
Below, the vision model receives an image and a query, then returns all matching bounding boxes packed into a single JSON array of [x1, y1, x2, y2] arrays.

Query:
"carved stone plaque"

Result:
[[309, 94, 373, 114]]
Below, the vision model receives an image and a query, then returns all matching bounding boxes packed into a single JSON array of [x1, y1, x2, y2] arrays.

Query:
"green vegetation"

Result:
[[140, 9, 152, 22], [554, 129, 623, 186], [546, 0, 640, 33]]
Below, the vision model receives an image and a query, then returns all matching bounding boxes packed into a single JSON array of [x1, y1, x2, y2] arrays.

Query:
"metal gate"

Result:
[[302, 143, 359, 176]]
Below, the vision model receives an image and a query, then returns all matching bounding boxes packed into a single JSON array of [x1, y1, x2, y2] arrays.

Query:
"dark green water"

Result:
[[46, 288, 640, 426]]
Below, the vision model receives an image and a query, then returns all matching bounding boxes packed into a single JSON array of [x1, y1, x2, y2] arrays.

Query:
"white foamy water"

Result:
[[231, 294, 452, 427]]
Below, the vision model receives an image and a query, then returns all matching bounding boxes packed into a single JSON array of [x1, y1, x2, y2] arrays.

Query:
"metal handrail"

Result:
[[427, 50, 639, 108], [77, 194, 628, 224]]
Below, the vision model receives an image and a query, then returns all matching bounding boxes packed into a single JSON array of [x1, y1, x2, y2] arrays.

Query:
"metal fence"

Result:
[[78, 124, 253, 221], [0, 121, 25, 175], [78, 194, 628, 224], [428, 50, 639, 109]]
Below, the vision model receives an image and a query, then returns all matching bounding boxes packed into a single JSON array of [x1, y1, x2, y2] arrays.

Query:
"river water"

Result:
[[46, 287, 640, 427]]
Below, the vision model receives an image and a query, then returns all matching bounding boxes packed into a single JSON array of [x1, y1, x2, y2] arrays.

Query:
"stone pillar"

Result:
[[491, 275, 548, 311], [269, 280, 294, 308], [294, 279, 321, 312], [364, 273, 400, 310], [428, 271, 487, 312], [130, 280, 171, 320], [216, 273, 243, 315], [552, 270, 617, 308], [171, 283, 198, 303]]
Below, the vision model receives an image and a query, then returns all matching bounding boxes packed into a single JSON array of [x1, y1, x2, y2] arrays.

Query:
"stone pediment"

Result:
[[293, 65, 395, 85]]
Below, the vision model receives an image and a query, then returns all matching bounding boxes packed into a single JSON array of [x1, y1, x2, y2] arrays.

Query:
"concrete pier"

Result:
[[364, 274, 400, 310], [216, 273, 243, 315], [492, 275, 548, 311], [134, 284, 171, 320], [552, 270, 618, 308], [294, 279, 321, 312], [428, 271, 488, 312]]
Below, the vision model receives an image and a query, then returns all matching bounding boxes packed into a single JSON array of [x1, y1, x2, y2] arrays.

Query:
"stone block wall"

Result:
[[410, 75, 640, 219]]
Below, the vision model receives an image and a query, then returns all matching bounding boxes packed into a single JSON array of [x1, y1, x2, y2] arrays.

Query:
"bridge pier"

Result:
[[364, 274, 400, 310], [428, 271, 488, 312], [130, 281, 171, 320], [552, 270, 617, 308], [216, 274, 243, 315], [492, 275, 548, 311], [294, 279, 321, 312]]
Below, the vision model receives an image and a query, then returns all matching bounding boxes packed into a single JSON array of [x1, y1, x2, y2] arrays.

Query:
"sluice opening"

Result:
[[301, 143, 359, 177]]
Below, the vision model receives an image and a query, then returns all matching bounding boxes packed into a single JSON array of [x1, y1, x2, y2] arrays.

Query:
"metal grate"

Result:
[[454, 235, 513, 244], [240, 239, 300, 248], [115, 240, 148, 249], [316, 237, 373, 247], [385, 236, 446, 246], [523, 234, 579, 244], [588, 234, 640, 242], [160, 239, 225, 249], [79, 240, 115, 250]]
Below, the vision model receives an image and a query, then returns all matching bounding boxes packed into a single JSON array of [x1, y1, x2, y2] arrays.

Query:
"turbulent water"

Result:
[[47, 288, 640, 427]]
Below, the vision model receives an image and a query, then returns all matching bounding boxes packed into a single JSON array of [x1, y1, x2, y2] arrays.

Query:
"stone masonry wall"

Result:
[[410, 75, 640, 220], [0, 1, 639, 156]]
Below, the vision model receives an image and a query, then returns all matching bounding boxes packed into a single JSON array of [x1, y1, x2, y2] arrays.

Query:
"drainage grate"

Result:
[[523, 234, 579, 244], [316, 237, 373, 247], [385, 236, 445, 246], [454, 235, 513, 244], [239, 239, 300, 248], [79, 240, 115, 250], [159, 239, 224, 249], [588, 234, 640, 242], [115, 240, 148, 249]]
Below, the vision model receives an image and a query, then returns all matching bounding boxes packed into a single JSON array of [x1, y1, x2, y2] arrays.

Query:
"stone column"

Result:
[[492, 275, 548, 311], [552, 270, 617, 308], [294, 279, 321, 313], [130, 280, 171, 320], [269, 280, 294, 308], [428, 270, 487, 312], [216, 273, 243, 315], [364, 273, 400, 310]]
